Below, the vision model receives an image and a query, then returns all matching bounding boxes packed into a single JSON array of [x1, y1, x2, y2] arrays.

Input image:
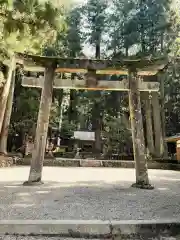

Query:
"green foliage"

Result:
[[10, 68, 40, 135], [107, 0, 174, 57], [44, 6, 82, 57], [107, 0, 138, 56], [103, 115, 132, 154], [7, 1, 73, 138], [82, 0, 108, 48], [0, 0, 65, 58], [61, 117, 77, 137], [165, 62, 180, 135], [7, 0, 180, 157]]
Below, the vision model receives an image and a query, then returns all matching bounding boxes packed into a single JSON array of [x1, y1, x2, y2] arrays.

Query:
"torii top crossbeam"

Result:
[[16, 53, 168, 76]]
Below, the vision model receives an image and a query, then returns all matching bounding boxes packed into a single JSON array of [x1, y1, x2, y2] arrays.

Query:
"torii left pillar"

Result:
[[24, 62, 55, 185], [128, 68, 153, 189]]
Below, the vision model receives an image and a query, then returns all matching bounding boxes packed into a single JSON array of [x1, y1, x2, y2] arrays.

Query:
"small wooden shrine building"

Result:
[[16, 53, 169, 189]]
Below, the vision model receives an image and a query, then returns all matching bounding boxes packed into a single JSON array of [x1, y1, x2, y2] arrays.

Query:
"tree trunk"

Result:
[[0, 56, 15, 134], [159, 72, 168, 158], [58, 91, 64, 131], [92, 39, 102, 156], [128, 70, 153, 189], [0, 69, 16, 155], [142, 92, 155, 157], [94, 111, 102, 154], [24, 64, 55, 185], [92, 92, 102, 155], [57, 89, 64, 147], [68, 89, 77, 123], [95, 44, 100, 59], [160, 32, 164, 52], [152, 92, 164, 158], [125, 47, 128, 57]]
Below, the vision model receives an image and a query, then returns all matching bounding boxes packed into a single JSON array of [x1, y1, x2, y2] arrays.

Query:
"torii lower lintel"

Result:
[[22, 76, 160, 92]]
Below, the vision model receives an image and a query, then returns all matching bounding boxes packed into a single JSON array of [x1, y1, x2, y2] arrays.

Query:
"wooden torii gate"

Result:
[[16, 53, 168, 189]]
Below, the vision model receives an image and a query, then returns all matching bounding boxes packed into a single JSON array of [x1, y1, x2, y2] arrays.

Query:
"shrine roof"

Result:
[[16, 53, 169, 76]]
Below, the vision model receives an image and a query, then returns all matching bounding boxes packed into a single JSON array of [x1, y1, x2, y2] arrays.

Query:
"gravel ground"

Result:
[[0, 236, 178, 240], [0, 166, 180, 220], [0, 238, 177, 240], [0, 237, 175, 240], [0, 237, 99, 240]]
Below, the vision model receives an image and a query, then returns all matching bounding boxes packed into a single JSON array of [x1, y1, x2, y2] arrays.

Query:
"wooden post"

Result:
[[24, 63, 55, 185], [152, 92, 164, 158], [0, 69, 16, 154], [128, 69, 153, 189], [142, 92, 155, 157]]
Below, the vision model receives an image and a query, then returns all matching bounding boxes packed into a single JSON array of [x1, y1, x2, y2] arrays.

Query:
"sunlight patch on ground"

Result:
[[16, 192, 31, 197], [11, 203, 35, 208], [35, 191, 50, 194], [157, 187, 169, 191]]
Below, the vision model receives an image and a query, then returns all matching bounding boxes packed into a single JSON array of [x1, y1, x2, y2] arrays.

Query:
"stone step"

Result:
[[0, 220, 179, 239]]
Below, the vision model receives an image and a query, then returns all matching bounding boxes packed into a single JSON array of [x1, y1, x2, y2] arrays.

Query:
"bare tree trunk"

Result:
[[58, 98, 64, 131], [56, 89, 64, 147], [125, 47, 128, 57], [152, 92, 164, 158], [24, 64, 55, 185], [160, 32, 164, 52], [68, 89, 77, 123], [0, 56, 15, 134], [94, 113, 102, 154], [128, 70, 153, 189], [159, 72, 168, 158], [142, 92, 155, 157], [92, 38, 102, 156], [92, 96, 102, 155], [0, 69, 16, 155]]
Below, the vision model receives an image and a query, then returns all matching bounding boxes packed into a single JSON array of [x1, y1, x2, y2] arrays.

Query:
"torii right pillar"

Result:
[[128, 67, 153, 189]]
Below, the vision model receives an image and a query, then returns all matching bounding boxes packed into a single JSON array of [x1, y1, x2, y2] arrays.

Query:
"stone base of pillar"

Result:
[[23, 181, 44, 186], [131, 182, 154, 190], [0, 152, 8, 156]]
